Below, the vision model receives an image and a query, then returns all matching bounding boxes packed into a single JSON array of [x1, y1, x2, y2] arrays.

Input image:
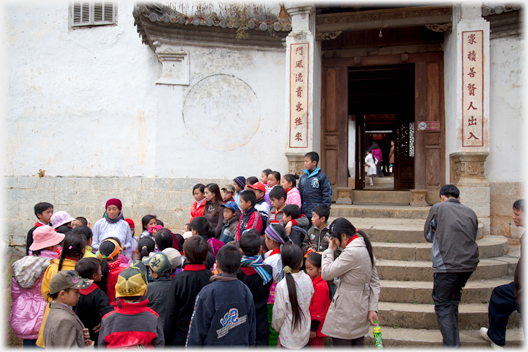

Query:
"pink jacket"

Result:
[[286, 187, 302, 208], [9, 250, 56, 339]]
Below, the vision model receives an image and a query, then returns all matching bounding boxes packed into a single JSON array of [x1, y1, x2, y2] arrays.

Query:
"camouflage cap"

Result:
[[143, 252, 172, 276], [48, 270, 91, 296], [115, 260, 148, 298]]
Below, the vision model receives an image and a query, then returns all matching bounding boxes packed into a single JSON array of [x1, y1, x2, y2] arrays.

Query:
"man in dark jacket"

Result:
[[187, 245, 256, 347], [235, 230, 273, 346], [164, 236, 213, 346], [298, 152, 332, 223], [144, 252, 173, 327], [424, 184, 479, 348], [480, 199, 524, 348]]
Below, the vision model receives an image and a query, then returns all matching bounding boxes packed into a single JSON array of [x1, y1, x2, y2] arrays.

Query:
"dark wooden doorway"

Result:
[[321, 52, 445, 195]]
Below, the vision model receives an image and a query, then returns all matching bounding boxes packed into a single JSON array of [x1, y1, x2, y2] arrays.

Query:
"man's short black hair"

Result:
[[312, 204, 330, 222], [191, 216, 209, 237], [216, 244, 242, 274], [439, 184, 460, 199], [513, 199, 525, 213], [283, 204, 301, 220], [76, 217, 88, 226], [34, 202, 53, 218], [239, 229, 261, 256], [240, 190, 256, 206], [269, 186, 287, 202], [304, 151, 319, 165], [72, 225, 93, 242]]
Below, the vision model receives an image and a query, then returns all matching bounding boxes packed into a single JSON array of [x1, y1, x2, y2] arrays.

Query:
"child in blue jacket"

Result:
[[298, 152, 332, 224], [186, 245, 256, 347]]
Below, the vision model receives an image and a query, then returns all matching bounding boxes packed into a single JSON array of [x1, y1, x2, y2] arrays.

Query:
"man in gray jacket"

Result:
[[424, 184, 479, 347]]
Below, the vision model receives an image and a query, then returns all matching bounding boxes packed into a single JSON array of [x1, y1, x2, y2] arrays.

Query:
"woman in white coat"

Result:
[[320, 217, 381, 347], [365, 150, 377, 186]]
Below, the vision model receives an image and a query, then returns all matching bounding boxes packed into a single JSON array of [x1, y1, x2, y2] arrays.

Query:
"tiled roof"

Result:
[[135, 3, 292, 32], [482, 3, 522, 16]]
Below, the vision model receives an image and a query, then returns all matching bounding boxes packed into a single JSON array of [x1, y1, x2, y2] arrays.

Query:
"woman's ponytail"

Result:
[[329, 218, 375, 267], [283, 174, 299, 188], [58, 233, 85, 271], [138, 236, 155, 260]]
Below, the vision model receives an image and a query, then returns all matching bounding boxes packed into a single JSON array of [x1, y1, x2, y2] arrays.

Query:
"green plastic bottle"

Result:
[[373, 320, 383, 349]]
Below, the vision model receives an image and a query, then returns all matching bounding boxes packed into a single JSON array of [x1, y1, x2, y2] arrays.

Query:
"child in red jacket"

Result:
[[305, 252, 330, 347]]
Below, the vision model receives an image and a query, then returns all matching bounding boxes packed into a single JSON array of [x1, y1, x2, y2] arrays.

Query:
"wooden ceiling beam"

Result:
[[316, 5, 452, 33]]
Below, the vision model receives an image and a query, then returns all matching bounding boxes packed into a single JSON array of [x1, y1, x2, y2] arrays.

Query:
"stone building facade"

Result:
[[4, 2, 525, 256]]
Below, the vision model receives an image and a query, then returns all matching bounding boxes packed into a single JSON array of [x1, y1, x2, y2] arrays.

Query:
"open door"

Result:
[[414, 60, 445, 195], [321, 66, 349, 192], [395, 120, 415, 189], [355, 115, 366, 189]]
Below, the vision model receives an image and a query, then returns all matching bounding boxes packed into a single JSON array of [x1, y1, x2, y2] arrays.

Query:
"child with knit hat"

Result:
[[98, 261, 164, 347], [91, 198, 133, 259], [233, 176, 246, 211]]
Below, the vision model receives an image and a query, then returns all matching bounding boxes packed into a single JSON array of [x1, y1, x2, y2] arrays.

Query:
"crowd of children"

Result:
[[10, 151, 381, 348]]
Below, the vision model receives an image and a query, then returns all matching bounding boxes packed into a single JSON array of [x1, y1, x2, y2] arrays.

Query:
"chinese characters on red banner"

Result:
[[290, 43, 309, 148], [462, 31, 484, 147]]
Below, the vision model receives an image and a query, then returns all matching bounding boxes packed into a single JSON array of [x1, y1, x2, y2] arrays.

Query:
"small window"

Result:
[[71, 2, 115, 27]]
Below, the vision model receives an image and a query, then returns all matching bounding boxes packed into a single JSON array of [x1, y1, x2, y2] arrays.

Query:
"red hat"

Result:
[[105, 198, 122, 210], [125, 218, 135, 228], [248, 182, 266, 193]]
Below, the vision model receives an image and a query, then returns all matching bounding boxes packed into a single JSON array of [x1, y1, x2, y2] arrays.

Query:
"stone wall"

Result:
[[490, 181, 525, 244], [4, 176, 229, 256]]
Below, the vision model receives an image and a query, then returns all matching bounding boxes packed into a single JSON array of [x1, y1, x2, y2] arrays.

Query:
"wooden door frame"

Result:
[[322, 52, 445, 191]]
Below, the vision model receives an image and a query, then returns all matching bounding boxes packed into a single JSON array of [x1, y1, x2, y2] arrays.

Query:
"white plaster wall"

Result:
[[485, 35, 525, 182], [155, 45, 288, 178], [5, 3, 289, 179], [5, 3, 159, 177]]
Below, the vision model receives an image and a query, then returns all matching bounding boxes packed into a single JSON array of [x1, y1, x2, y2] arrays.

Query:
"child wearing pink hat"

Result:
[[91, 198, 133, 259], [10, 226, 65, 347]]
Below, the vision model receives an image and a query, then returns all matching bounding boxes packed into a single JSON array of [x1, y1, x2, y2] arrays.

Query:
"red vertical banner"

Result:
[[462, 30, 484, 147], [289, 43, 309, 148]]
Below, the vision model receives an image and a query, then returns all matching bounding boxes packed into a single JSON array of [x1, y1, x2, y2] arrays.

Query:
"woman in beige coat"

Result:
[[320, 218, 381, 347]]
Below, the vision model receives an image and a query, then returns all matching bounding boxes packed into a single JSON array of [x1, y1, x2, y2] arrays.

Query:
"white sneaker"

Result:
[[480, 327, 504, 349]]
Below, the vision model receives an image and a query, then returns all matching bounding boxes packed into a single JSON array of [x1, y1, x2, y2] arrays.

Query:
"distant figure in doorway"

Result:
[[371, 142, 383, 177], [365, 150, 377, 187], [389, 140, 395, 174], [381, 142, 390, 176], [424, 184, 479, 348]]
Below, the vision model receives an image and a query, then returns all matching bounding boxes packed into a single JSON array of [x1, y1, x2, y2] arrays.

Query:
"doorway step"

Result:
[[353, 190, 410, 205], [330, 204, 523, 347], [363, 175, 394, 190]]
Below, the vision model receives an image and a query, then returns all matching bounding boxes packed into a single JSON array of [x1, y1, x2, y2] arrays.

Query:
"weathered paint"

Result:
[[5, 3, 288, 179]]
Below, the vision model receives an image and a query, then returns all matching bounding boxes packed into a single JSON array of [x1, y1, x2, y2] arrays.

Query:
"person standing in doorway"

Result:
[[371, 142, 383, 177], [424, 184, 479, 348], [389, 140, 395, 175]]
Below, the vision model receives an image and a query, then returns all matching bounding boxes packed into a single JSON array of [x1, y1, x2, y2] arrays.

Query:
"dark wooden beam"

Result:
[[316, 5, 452, 33]]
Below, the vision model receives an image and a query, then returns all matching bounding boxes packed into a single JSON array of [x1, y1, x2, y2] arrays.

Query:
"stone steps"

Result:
[[328, 204, 520, 347], [363, 327, 524, 347], [379, 278, 513, 304], [376, 302, 522, 330], [353, 190, 410, 205], [372, 235, 507, 261], [376, 257, 518, 281], [328, 216, 484, 243], [330, 204, 431, 220]]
